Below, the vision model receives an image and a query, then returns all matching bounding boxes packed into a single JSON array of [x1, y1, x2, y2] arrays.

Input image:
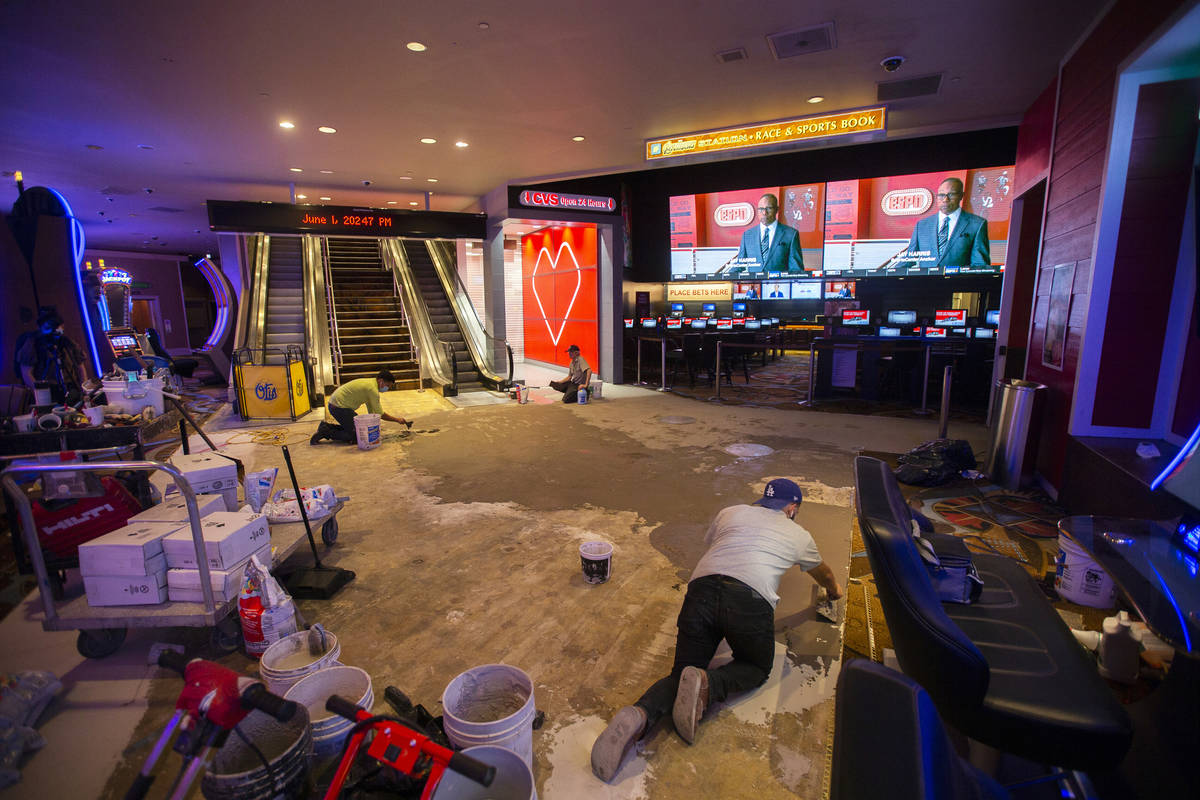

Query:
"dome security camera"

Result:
[[143, 187, 154, 194], [361, 180, 373, 186], [880, 56, 905, 72]]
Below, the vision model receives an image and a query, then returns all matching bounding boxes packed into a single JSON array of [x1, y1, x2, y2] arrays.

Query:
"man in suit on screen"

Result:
[[728, 193, 803, 275], [893, 177, 990, 270]]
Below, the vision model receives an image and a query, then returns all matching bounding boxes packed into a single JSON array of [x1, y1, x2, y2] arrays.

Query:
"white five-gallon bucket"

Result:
[[442, 665, 536, 773], [284, 665, 374, 758], [431, 744, 534, 800], [354, 413, 381, 450], [1054, 534, 1116, 609], [259, 627, 342, 696]]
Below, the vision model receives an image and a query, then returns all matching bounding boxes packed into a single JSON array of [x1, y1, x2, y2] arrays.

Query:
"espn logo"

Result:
[[713, 202, 755, 227], [880, 188, 932, 216]]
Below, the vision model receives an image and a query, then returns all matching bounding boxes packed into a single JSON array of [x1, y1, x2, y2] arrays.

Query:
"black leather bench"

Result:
[[853, 456, 1132, 772]]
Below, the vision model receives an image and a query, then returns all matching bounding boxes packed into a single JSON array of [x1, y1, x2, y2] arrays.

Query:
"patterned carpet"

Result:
[[842, 453, 1114, 663]]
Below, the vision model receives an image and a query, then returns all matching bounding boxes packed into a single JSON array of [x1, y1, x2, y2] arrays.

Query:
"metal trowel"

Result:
[[814, 586, 846, 625]]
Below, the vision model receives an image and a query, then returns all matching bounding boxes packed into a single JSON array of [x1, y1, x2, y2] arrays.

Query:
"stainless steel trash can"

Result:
[[985, 379, 1047, 490]]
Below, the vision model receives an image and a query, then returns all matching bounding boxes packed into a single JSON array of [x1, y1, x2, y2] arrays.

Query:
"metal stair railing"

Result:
[[302, 234, 334, 397], [321, 236, 343, 385]]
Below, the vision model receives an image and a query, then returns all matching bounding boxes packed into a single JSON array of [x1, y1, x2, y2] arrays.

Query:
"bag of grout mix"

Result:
[[261, 495, 329, 523], [244, 468, 278, 514], [238, 554, 297, 658], [274, 484, 337, 507]]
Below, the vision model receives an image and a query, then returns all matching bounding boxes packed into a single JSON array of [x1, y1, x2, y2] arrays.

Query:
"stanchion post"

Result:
[[636, 336, 643, 385], [660, 337, 667, 392], [937, 365, 952, 439], [916, 344, 933, 415]]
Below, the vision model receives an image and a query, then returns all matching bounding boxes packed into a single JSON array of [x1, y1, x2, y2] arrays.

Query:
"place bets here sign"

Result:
[[646, 106, 886, 161]]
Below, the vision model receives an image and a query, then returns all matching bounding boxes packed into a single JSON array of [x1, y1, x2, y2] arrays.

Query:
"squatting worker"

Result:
[[590, 478, 842, 782], [310, 369, 411, 444], [16, 307, 87, 404], [549, 344, 591, 403]]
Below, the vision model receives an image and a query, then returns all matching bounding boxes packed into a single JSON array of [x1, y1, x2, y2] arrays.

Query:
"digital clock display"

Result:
[[207, 200, 486, 239]]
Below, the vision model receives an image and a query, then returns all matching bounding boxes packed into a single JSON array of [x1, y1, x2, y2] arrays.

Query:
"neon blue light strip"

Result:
[[47, 187, 103, 377], [1146, 557, 1192, 651], [1150, 420, 1200, 490], [194, 258, 230, 349], [98, 296, 111, 331]]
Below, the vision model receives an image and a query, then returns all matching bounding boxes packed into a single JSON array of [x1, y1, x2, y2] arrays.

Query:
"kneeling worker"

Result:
[[549, 344, 590, 403], [311, 370, 411, 445], [590, 478, 842, 782]]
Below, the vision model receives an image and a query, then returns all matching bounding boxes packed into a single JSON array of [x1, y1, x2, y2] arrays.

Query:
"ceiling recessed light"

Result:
[[289, 167, 303, 172], [427, 178, 438, 183], [572, 135, 585, 142], [454, 141, 469, 148], [399, 176, 413, 180], [806, 95, 824, 104], [478, 22, 489, 29], [387, 201, 397, 204], [320, 196, 332, 201], [85, 144, 104, 150], [296, 194, 307, 199], [137, 144, 154, 150], [406, 42, 427, 52], [420, 137, 437, 144], [279, 121, 295, 129], [317, 126, 337, 134], [320, 169, 333, 174], [409, 201, 419, 206]]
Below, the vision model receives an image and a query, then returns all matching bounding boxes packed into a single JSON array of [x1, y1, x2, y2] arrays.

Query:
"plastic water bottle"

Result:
[[577, 387, 588, 404], [1097, 615, 1139, 684]]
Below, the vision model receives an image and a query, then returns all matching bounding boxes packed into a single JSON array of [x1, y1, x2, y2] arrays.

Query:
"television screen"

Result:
[[640, 318, 658, 329], [732, 301, 746, 312], [666, 318, 682, 329], [691, 319, 708, 329], [716, 318, 733, 330], [948, 327, 968, 337], [935, 309, 968, 327], [923, 326, 947, 338], [733, 282, 761, 299], [887, 310, 917, 325], [762, 281, 790, 300], [825, 280, 856, 299], [623, 318, 634, 328], [702, 302, 717, 312], [770, 317, 780, 324], [744, 320, 762, 330], [822, 166, 1013, 276], [668, 184, 825, 279], [671, 303, 684, 312], [973, 327, 995, 339], [792, 280, 822, 300], [878, 326, 902, 337], [706, 318, 719, 327], [732, 317, 746, 326], [841, 309, 870, 326], [986, 309, 1000, 326]]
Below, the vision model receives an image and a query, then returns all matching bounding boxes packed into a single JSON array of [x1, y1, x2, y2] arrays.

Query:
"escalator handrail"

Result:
[[425, 240, 512, 388], [379, 238, 456, 390]]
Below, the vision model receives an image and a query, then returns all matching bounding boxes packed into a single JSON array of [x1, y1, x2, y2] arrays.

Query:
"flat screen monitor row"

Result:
[[626, 317, 781, 331], [662, 306, 1000, 326], [670, 164, 1015, 279]]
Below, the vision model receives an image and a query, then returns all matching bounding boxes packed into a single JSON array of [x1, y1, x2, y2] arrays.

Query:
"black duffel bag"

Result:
[[894, 438, 976, 486]]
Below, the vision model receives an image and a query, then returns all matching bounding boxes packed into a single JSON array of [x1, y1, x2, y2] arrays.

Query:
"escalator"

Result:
[[325, 238, 420, 389], [401, 240, 486, 392], [262, 236, 305, 365]]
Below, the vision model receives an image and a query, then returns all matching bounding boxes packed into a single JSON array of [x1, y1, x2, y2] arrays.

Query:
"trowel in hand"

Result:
[[814, 586, 846, 625]]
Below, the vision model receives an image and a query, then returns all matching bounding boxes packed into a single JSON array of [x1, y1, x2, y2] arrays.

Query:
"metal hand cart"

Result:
[[1, 459, 240, 659]]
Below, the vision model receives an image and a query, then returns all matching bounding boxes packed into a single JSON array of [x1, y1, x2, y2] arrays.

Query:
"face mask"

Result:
[[379, 386, 389, 392]]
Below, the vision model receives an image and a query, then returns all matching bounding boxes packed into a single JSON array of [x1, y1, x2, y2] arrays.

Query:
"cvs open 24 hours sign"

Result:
[[518, 190, 617, 213]]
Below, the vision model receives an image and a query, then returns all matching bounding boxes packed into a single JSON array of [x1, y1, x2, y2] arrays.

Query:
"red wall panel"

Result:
[[521, 225, 598, 368]]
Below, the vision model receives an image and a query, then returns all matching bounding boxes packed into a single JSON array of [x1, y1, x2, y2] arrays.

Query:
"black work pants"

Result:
[[317, 403, 358, 443], [633, 574, 775, 732]]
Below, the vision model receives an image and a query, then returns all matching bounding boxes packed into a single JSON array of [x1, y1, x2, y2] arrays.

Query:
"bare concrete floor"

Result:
[[2, 380, 991, 799]]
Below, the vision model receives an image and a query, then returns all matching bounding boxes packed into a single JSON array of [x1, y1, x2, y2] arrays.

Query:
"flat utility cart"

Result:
[[1, 459, 241, 659]]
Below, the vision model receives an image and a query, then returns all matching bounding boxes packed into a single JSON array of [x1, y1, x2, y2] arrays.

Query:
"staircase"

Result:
[[327, 238, 420, 390], [401, 240, 485, 392], [263, 237, 305, 365]]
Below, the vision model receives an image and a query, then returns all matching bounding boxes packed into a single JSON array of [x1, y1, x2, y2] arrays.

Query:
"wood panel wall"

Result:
[[1022, 0, 1191, 489]]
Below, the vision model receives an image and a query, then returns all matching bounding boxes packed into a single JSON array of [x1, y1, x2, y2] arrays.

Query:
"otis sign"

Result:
[[519, 190, 616, 212]]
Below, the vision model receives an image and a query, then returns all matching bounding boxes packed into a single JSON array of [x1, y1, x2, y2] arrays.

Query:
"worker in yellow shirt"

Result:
[[310, 370, 411, 444]]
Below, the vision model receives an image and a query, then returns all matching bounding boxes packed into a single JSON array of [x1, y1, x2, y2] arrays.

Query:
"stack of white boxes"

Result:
[[163, 511, 272, 603], [79, 521, 185, 606], [166, 452, 240, 512]]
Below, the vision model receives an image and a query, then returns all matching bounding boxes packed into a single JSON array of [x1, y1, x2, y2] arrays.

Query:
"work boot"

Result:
[[672, 666, 709, 744], [590, 705, 647, 782], [310, 424, 329, 445]]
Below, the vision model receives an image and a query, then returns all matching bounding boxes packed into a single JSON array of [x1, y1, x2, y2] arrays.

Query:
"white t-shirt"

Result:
[[690, 504, 823, 607]]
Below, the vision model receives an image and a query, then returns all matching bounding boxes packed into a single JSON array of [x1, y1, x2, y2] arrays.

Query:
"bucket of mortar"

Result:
[[431, 744, 534, 800], [201, 705, 312, 799], [441, 664, 536, 773], [354, 413, 381, 450], [579, 541, 613, 584], [284, 665, 374, 758], [260, 626, 342, 696]]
